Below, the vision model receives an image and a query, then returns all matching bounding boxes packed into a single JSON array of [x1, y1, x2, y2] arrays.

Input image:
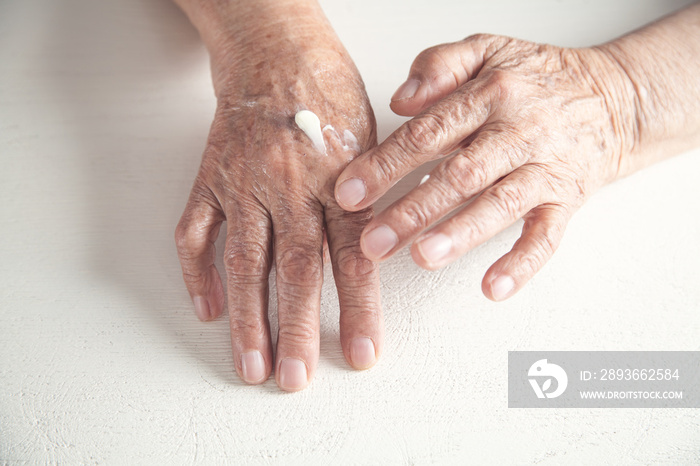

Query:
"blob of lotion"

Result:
[[295, 110, 326, 154]]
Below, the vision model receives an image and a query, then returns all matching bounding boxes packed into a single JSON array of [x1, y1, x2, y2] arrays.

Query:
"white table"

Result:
[[1, 0, 698, 463]]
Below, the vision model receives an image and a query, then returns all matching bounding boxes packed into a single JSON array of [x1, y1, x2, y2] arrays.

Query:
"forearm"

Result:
[[173, 0, 334, 51], [598, 3, 700, 176], [173, 0, 350, 95]]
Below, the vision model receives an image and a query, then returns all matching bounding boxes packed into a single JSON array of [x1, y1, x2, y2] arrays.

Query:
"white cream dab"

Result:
[[342, 129, 360, 152], [295, 110, 326, 154], [323, 125, 360, 152]]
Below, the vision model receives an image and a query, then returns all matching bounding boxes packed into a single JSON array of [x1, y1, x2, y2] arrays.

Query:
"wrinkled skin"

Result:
[[174, 0, 700, 392], [335, 34, 642, 301], [175, 34, 383, 391]]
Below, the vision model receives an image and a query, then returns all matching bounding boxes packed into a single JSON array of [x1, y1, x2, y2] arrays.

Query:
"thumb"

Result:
[[390, 34, 508, 116]]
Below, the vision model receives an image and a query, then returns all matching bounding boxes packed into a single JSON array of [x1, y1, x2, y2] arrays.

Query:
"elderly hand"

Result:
[[334, 33, 656, 301], [174, 0, 382, 391]]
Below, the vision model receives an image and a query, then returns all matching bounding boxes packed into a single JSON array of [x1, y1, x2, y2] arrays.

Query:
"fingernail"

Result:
[[350, 337, 376, 369], [491, 275, 515, 301], [279, 358, 308, 391], [392, 78, 420, 101], [337, 178, 366, 208], [241, 350, 266, 384], [364, 225, 398, 259], [417, 233, 452, 263], [193, 296, 211, 321]]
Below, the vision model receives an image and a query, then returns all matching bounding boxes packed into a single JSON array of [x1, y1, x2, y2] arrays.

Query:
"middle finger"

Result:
[[271, 198, 325, 392], [360, 129, 528, 261]]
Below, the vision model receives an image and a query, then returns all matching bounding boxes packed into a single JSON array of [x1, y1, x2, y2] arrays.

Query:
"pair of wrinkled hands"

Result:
[[175, 33, 634, 391]]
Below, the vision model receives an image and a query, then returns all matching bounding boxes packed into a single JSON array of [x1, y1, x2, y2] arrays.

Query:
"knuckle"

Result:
[[340, 306, 380, 326], [416, 44, 441, 61], [276, 246, 323, 287], [515, 206, 568, 275], [396, 197, 431, 232], [531, 229, 558, 260], [229, 316, 267, 339], [174, 220, 196, 255], [438, 154, 489, 197], [514, 249, 542, 277], [223, 241, 269, 284], [175, 222, 213, 268], [457, 212, 487, 247], [368, 149, 401, 185], [182, 269, 207, 287], [415, 45, 449, 71], [397, 113, 444, 154], [484, 183, 526, 219], [277, 321, 317, 346], [462, 33, 494, 44], [335, 246, 377, 280], [531, 216, 564, 258], [515, 230, 558, 276], [338, 208, 374, 230], [487, 69, 516, 99]]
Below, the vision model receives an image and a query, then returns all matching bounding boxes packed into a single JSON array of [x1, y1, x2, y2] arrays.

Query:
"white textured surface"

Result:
[[1, 0, 699, 464]]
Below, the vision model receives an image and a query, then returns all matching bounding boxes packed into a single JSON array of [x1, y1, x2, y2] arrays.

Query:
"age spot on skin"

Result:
[[295, 110, 326, 154]]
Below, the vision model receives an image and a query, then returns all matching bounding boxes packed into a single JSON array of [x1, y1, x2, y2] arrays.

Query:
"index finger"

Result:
[[334, 80, 495, 212]]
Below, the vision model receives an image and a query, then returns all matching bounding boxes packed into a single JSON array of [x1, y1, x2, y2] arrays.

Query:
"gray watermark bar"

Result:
[[508, 351, 700, 408]]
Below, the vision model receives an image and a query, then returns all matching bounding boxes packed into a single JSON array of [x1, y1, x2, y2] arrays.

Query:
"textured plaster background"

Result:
[[1, 0, 698, 463]]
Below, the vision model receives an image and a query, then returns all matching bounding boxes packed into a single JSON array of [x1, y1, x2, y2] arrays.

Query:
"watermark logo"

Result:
[[509, 352, 699, 408], [528, 359, 568, 399]]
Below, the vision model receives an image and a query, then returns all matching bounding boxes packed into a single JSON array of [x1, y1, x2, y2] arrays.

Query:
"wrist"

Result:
[[209, 6, 348, 98], [177, 0, 325, 47], [586, 43, 645, 179], [567, 45, 641, 182], [591, 5, 700, 177], [178, 1, 344, 84]]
